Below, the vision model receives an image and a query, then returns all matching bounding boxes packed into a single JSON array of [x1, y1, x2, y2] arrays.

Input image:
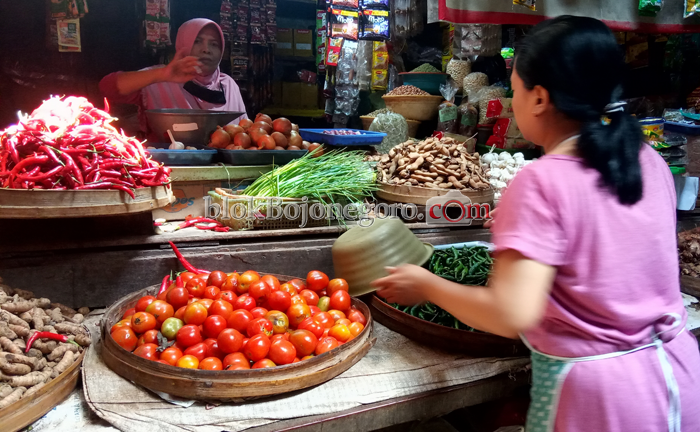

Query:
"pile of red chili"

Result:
[[0, 96, 170, 197]]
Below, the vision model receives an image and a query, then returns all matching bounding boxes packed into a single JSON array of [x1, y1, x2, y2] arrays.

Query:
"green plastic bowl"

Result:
[[399, 72, 449, 96]]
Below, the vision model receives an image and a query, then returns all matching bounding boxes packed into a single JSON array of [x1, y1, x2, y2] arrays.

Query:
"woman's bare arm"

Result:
[[112, 50, 203, 96]]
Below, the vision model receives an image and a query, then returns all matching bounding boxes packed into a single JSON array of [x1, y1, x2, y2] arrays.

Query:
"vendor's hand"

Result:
[[372, 264, 433, 306], [483, 207, 498, 230], [161, 49, 203, 84]]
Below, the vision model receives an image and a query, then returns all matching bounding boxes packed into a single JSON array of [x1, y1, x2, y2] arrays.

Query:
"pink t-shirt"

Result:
[[492, 144, 686, 357]]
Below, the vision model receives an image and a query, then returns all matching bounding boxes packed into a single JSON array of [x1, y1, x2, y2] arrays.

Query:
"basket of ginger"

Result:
[[0, 280, 91, 431]]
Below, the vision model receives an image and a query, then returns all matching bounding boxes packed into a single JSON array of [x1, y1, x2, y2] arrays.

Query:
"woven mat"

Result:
[[82, 311, 529, 432]]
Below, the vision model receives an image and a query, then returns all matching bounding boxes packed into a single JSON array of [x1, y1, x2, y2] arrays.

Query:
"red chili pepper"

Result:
[[195, 223, 220, 230], [158, 275, 171, 295], [76, 182, 136, 199], [60, 152, 83, 185], [178, 217, 222, 229], [214, 226, 231, 232], [9, 155, 49, 176], [25, 331, 79, 353], [17, 165, 62, 181], [168, 241, 209, 275]]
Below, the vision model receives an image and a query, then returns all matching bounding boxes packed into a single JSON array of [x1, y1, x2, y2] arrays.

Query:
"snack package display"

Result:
[[686, 0, 699, 17], [329, 8, 359, 40], [639, 0, 663, 17], [334, 40, 360, 124], [445, 58, 471, 92], [486, 98, 514, 119], [639, 117, 665, 147], [513, 0, 536, 10], [437, 80, 460, 133], [363, 0, 389, 7], [326, 37, 344, 66], [371, 41, 389, 91], [332, 0, 359, 8], [360, 8, 390, 40], [493, 117, 523, 139], [358, 40, 373, 90]]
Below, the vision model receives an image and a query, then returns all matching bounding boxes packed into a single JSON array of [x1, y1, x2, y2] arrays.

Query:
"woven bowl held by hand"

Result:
[[332, 218, 433, 296]]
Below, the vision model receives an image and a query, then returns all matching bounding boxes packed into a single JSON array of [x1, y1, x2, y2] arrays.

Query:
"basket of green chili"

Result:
[[368, 242, 528, 357]]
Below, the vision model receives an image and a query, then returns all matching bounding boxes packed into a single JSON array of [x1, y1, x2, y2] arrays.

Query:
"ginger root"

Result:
[[69, 333, 91, 347], [0, 322, 17, 340], [0, 384, 12, 399]]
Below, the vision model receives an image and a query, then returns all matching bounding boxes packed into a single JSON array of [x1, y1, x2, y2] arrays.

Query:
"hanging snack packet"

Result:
[[360, 9, 390, 40], [362, 0, 389, 7], [326, 37, 344, 66], [639, 0, 663, 17], [686, 0, 699, 17], [513, 0, 536, 10], [371, 69, 388, 91], [331, 0, 359, 8], [329, 8, 359, 40], [437, 79, 459, 133]]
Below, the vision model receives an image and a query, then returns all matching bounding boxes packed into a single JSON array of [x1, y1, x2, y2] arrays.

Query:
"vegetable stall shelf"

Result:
[[101, 278, 375, 401]]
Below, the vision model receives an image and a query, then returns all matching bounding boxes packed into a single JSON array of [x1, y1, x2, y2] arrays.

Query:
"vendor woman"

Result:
[[99, 18, 248, 140], [373, 16, 700, 432]]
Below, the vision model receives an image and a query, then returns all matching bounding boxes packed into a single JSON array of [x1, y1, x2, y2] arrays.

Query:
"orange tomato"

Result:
[[348, 322, 365, 337], [221, 273, 240, 292], [145, 300, 174, 325], [347, 308, 367, 325], [314, 312, 335, 329], [288, 278, 306, 293], [176, 354, 200, 369], [131, 312, 157, 333], [335, 318, 352, 327], [160, 346, 183, 366], [252, 359, 276, 369], [329, 291, 351, 311], [261, 275, 281, 291], [217, 290, 238, 304], [265, 310, 289, 334], [204, 285, 221, 300], [137, 329, 159, 346], [279, 283, 298, 296], [180, 272, 196, 284], [206, 270, 227, 289], [110, 318, 132, 334], [326, 278, 349, 296], [197, 298, 214, 311], [223, 352, 250, 370], [174, 305, 187, 321], [199, 357, 223, 370], [183, 303, 208, 325], [329, 324, 351, 342], [314, 336, 339, 355], [121, 308, 136, 320], [135, 295, 156, 312], [111, 327, 138, 352], [238, 270, 260, 294], [286, 303, 311, 328], [327, 310, 346, 321], [186, 278, 205, 298], [209, 299, 234, 319], [290, 295, 306, 306]]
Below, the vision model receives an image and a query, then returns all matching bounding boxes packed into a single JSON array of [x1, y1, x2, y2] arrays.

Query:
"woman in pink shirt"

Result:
[[99, 18, 248, 141], [373, 16, 700, 432]]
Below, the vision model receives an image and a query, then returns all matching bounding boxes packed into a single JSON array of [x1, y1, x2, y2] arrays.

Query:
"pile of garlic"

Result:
[[480, 151, 531, 202]]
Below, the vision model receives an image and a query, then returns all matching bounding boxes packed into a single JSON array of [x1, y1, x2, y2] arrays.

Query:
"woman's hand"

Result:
[[371, 264, 434, 305], [160, 49, 203, 84], [483, 207, 498, 230]]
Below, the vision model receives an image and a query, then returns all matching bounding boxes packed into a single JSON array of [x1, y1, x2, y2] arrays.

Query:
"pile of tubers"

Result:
[[0, 279, 90, 409], [679, 228, 700, 278], [367, 137, 490, 190]]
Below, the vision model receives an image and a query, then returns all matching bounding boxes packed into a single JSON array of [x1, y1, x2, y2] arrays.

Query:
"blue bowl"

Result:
[[399, 72, 449, 95]]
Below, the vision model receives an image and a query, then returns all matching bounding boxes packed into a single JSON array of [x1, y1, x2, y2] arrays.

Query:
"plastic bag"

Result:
[[474, 85, 507, 124], [513, 0, 535, 10], [369, 112, 409, 154], [458, 96, 478, 137], [437, 79, 459, 133]]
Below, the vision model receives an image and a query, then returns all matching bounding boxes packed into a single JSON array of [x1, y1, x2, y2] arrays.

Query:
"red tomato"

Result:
[[200, 357, 223, 370], [261, 275, 281, 292], [111, 327, 138, 352], [318, 289, 327, 297], [176, 324, 203, 348], [329, 324, 351, 342], [122, 307, 136, 320], [180, 272, 196, 284], [290, 329, 318, 357], [315, 336, 339, 355], [202, 315, 228, 339], [287, 304, 311, 328], [288, 278, 306, 292], [336, 318, 352, 327], [217, 290, 238, 304], [327, 310, 346, 322], [186, 278, 205, 298], [207, 271, 227, 288], [135, 295, 156, 312], [322, 328, 330, 338], [269, 340, 296, 365], [267, 291, 291, 312], [203, 338, 225, 359], [110, 318, 132, 335], [250, 307, 269, 319], [326, 278, 349, 296], [131, 312, 157, 333], [298, 317, 325, 339], [241, 338, 249, 352], [166, 287, 189, 311], [204, 285, 221, 300], [348, 322, 365, 336], [309, 306, 321, 316], [223, 352, 250, 370], [133, 343, 158, 360], [248, 281, 271, 304], [222, 273, 240, 292], [155, 359, 171, 365], [271, 333, 290, 344], [145, 300, 174, 325], [329, 291, 351, 311], [198, 298, 214, 311], [227, 309, 254, 333], [299, 289, 319, 307], [176, 354, 199, 369], [247, 317, 273, 337], [265, 310, 289, 334], [252, 359, 276, 369], [138, 329, 159, 346], [243, 334, 270, 361], [238, 270, 260, 294], [234, 294, 256, 311], [183, 303, 208, 325], [174, 305, 187, 321], [159, 346, 183, 365], [301, 355, 315, 361], [209, 299, 234, 319], [184, 342, 208, 361], [347, 308, 367, 325], [217, 328, 244, 354], [306, 271, 329, 292], [279, 283, 298, 296], [188, 297, 201, 305], [290, 295, 306, 306], [313, 312, 335, 329]]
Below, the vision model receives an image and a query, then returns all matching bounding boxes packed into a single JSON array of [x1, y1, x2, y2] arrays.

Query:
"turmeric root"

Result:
[[31, 339, 57, 355], [48, 343, 79, 362], [0, 358, 31, 375], [50, 303, 77, 318], [68, 333, 91, 347], [77, 307, 90, 316], [0, 387, 25, 409], [0, 384, 12, 399], [45, 308, 65, 324], [22, 381, 46, 398], [19, 311, 32, 322], [25, 349, 43, 360], [12, 338, 26, 351], [51, 350, 74, 378], [0, 353, 37, 370], [8, 370, 50, 387], [0, 323, 17, 340], [8, 324, 30, 338], [31, 308, 44, 331], [12, 288, 34, 300], [1, 300, 34, 314], [69, 313, 85, 324], [0, 336, 23, 355], [0, 310, 29, 329], [54, 322, 86, 336]]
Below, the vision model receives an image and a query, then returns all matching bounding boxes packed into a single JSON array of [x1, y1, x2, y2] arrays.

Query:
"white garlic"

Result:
[[169, 142, 185, 150], [481, 153, 497, 165], [494, 192, 502, 200], [499, 152, 513, 161], [489, 178, 499, 187], [513, 152, 525, 160], [496, 180, 508, 189], [489, 168, 502, 179], [500, 172, 514, 182], [506, 165, 518, 175]]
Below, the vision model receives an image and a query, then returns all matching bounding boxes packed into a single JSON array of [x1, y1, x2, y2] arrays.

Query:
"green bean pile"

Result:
[[387, 245, 493, 331]]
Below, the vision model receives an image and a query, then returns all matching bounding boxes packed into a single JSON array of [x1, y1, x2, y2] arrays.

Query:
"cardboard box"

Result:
[[276, 28, 294, 56], [299, 83, 318, 109], [282, 82, 301, 108], [152, 181, 219, 221], [294, 29, 313, 57]]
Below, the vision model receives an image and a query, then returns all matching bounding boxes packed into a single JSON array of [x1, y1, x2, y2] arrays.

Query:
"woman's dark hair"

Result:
[[515, 16, 643, 205]]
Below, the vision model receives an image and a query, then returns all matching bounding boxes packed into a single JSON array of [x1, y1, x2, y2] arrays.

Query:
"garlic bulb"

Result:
[[489, 168, 502, 179], [496, 180, 507, 189], [513, 152, 525, 161], [506, 165, 518, 175], [499, 152, 513, 161], [500, 172, 514, 182], [489, 178, 499, 187], [494, 191, 502, 200], [169, 142, 185, 150], [481, 152, 497, 165]]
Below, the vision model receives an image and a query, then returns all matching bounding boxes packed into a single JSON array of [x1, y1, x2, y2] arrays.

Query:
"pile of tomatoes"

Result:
[[109, 270, 367, 370]]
